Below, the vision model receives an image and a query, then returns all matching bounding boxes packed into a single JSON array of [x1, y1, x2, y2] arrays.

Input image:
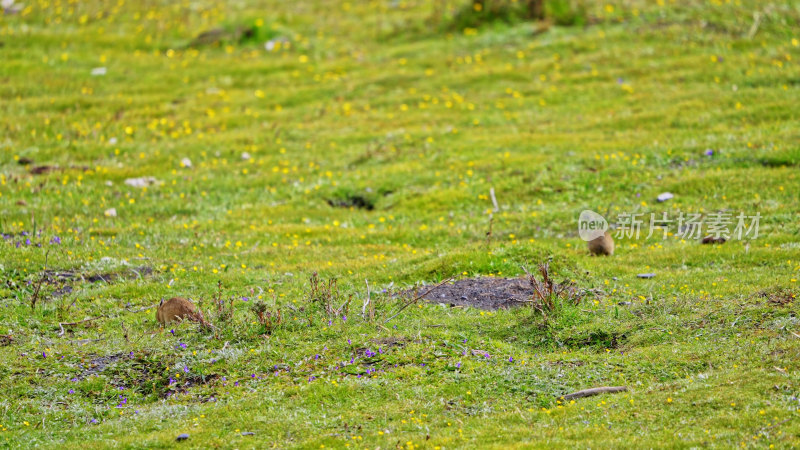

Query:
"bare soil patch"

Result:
[[408, 277, 536, 310], [759, 288, 796, 307]]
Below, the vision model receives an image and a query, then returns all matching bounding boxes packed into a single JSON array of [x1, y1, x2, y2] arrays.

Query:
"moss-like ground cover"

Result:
[[1, 0, 799, 447]]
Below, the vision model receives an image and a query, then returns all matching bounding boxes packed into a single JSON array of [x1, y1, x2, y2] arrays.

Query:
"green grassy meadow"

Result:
[[1, 0, 800, 447]]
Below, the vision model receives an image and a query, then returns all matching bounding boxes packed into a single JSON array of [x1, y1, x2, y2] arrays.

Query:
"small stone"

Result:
[[656, 192, 674, 202], [104, 208, 117, 217], [637, 273, 656, 279], [124, 177, 158, 188], [241, 432, 255, 436], [176, 433, 189, 441], [618, 301, 632, 306], [90, 67, 107, 76], [241, 152, 251, 160]]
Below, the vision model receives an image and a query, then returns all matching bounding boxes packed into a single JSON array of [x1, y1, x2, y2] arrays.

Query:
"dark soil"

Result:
[[759, 288, 796, 307], [408, 277, 536, 310], [326, 195, 375, 210], [30, 165, 58, 175], [76, 353, 130, 381], [562, 330, 627, 349]]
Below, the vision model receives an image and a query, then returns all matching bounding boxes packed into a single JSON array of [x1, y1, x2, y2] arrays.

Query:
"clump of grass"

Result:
[[447, 0, 528, 31], [443, 0, 586, 31], [187, 19, 282, 48], [524, 261, 583, 322], [307, 272, 351, 320], [212, 281, 235, 324], [547, 0, 587, 26], [250, 300, 281, 335]]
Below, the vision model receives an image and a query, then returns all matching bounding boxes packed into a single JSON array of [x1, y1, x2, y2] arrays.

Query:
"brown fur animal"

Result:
[[156, 297, 208, 326], [588, 231, 615, 256]]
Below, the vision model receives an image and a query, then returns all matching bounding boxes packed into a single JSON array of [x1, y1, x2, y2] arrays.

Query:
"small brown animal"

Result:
[[587, 231, 615, 256], [156, 297, 208, 326]]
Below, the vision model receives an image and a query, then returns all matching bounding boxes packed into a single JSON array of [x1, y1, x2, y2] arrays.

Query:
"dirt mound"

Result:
[[409, 277, 536, 310]]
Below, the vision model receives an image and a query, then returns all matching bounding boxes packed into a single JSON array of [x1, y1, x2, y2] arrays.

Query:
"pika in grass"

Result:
[[587, 231, 615, 256], [156, 297, 210, 327]]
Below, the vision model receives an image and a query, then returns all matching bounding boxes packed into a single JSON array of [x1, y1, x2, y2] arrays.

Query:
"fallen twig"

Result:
[[66, 338, 105, 345], [125, 303, 158, 313], [747, 11, 762, 39], [384, 276, 454, 324], [362, 279, 372, 320], [30, 249, 51, 311], [58, 315, 106, 337], [560, 386, 628, 401], [760, 417, 791, 432]]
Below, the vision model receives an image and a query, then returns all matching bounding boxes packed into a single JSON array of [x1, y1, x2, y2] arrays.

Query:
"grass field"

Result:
[[1, 0, 800, 447]]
